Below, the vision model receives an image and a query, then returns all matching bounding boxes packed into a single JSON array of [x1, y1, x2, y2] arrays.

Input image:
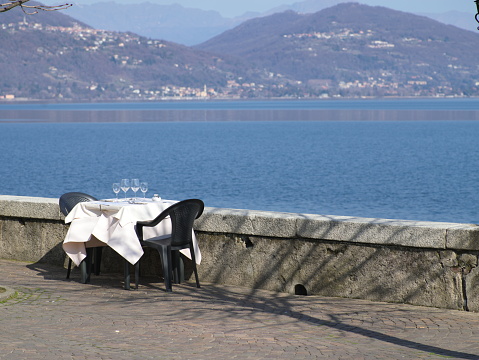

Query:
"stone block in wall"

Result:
[[194, 233, 256, 286], [0, 196, 61, 221], [196, 208, 298, 238], [461, 254, 479, 312], [446, 224, 479, 250], [0, 217, 67, 265], [295, 215, 454, 249]]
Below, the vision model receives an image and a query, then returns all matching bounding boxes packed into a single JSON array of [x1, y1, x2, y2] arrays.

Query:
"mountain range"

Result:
[[67, 0, 474, 46], [1, 2, 479, 100], [197, 3, 479, 96]]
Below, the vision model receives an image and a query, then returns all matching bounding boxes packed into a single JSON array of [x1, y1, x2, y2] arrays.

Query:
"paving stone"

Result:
[[0, 259, 478, 359]]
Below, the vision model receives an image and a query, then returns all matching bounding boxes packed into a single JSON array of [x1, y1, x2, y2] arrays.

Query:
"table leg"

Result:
[[80, 248, 93, 284], [93, 247, 103, 276]]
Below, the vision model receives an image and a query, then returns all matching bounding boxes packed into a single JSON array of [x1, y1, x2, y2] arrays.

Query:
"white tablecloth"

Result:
[[63, 199, 201, 266]]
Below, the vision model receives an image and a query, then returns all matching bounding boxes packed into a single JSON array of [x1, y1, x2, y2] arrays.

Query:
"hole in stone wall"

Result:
[[244, 238, 254, 248], [294, 284, 308, 296]]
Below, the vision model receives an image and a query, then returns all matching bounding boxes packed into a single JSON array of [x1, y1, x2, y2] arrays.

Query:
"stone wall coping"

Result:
[[1, 195, 478, 250], [196, 208, 479, 250], [0, 195, 62, 221]]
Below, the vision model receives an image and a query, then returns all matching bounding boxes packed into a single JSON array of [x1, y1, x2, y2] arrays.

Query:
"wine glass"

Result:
[[140, 182, 148, 198], [120, 178, 130, 199], [131, 178, 140, 201], [112, 183, 120, 199]]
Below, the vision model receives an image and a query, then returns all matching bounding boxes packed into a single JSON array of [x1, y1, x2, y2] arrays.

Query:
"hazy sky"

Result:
[[70, 0, 473, 18]]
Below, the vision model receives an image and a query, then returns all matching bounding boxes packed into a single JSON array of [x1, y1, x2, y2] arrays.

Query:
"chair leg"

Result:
[[66, 258, 72, 279], [172, 250, 178, 284], [178, 255, 185, 284], [124, 259, 130, 290], [159, 246, 172, 292], [135, 261, 140, 290], [172, 251, 184, 284], [189, 244, 200, 288]]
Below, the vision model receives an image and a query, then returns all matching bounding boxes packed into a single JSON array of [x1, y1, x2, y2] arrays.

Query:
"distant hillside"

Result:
[[0, 5, 278, 100], [66, 1, 474, 46], [196, 3, 479, 97], [2, 2, 479, 100]]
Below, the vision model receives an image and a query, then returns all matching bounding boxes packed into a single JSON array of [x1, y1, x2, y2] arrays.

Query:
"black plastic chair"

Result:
[[59, 192, 101, 283], [134, 199, 204, 292]]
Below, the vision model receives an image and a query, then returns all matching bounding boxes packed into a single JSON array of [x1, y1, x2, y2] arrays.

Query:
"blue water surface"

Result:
[[1, 116, 479, 223], [1, 97, 479, 111]]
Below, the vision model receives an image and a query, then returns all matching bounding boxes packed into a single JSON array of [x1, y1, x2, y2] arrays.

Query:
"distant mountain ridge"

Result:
[[66, 1, 474, 45], [2, 2, 479, 100], [196, 3, 479, 97]]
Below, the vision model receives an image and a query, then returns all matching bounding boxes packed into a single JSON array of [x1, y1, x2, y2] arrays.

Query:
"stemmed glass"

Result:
[[131, 178, 140, 201], [112, 183, 120, 199], [120, 178, 130, 199], [140, 182, 148, 198]]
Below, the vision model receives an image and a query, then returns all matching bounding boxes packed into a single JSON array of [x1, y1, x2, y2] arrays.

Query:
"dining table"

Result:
[[62, 198, 201, 288]]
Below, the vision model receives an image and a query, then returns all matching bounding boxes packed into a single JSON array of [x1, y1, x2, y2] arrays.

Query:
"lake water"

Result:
[[1, 98, 479, 224]]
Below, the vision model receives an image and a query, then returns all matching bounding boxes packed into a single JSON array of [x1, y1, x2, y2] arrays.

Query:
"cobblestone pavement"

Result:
[[1, 259, 479, 360]]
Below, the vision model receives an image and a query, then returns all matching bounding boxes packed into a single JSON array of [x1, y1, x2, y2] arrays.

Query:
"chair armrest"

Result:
[[135, 210, 170, 241]]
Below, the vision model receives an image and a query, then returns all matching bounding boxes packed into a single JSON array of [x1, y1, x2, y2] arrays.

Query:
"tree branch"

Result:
[[0, 1, 72, 14]]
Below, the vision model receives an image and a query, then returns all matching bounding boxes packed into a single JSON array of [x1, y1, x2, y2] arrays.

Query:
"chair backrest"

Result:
[[59, 192, 98, 216], [167, 199, 204, 247]]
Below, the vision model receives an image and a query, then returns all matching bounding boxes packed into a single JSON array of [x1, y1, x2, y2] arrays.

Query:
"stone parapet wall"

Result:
[[0, 195, 478, 311], [194, 207, 479, 250], [0, 196, 67, 265]]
